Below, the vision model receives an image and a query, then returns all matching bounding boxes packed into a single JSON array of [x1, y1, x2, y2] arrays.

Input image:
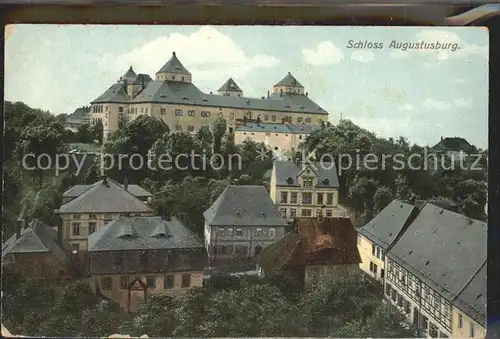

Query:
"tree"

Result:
[[197, 125, 213, 147], [76, 124, 93, 143], [212, 117, 227, 154], [91, 119, 104, 144], [374, 186, 395, 213], [134, 294, 177, 337], [452, 179, 487, 220]]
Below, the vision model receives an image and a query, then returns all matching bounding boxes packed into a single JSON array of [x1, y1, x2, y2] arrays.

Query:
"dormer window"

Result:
[[322, 178, 330, 185], [286, 177, 294, 185]]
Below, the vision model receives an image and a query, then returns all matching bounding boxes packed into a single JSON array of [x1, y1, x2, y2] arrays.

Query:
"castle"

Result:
[[89, 52, 329, 140]]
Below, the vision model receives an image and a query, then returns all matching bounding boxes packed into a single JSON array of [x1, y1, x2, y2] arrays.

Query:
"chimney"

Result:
[[306, 92, 308, 97], [16, 218, 25, 239], [123, 177, 129, 191], [267, 90, 270, 99], [441, 136, 443, 141], [102, 175, 108, 186]]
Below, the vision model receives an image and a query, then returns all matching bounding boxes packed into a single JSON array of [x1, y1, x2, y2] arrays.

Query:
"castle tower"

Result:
[[156, 51, 192, 83], [217, 78, 243, 97], [120, 66, 138, 98], [273, 72, 305, 96]]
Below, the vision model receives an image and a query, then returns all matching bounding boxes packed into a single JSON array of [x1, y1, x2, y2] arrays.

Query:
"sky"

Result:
[[5, 25, 489, 148]]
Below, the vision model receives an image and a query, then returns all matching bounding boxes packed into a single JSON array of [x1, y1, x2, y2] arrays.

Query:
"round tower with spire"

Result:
[[156, 51, 192, 83], [273, 72, 305, 96], [217, 78, 243, 97]]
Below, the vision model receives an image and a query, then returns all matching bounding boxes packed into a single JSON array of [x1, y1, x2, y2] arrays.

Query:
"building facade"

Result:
[[89, 52, 328, 141], [88, 216, 207, 312], [234, 122, 321, 155], [269, 161, 345, 223], [57, 177, 154, 252], [203, 185, 288, 265]]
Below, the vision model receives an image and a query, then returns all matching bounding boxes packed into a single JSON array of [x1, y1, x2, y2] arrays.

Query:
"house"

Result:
[[256, 216, 361, 289], [89, 52, 328, 141], [65, 106, 91, 132], [234, 122, 321, 155], [432, 137, 476, 161], [384, 202, 486, 338], [357, 200, 420, 281], [87, 216, 207, 312], [269, 160, 346, 223], [56, 177, 154, 253], [2, 219, 79, 281], [203, 185, 288, 265]]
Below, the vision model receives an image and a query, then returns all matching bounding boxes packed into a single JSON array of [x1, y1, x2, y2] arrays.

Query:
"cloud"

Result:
[[422, 98, 452, 111], [389, 50, 409, 60], [453, 97, 473, 107], [399, 104, 414, 111], [415, 29, 487, 61], [301, 41, 344, 66], [351, 50, 375, 63], [97, 26, 279, 87], [378, 84, 408, 104]]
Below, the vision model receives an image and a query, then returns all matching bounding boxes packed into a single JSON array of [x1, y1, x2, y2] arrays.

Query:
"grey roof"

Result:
[[133, 73, 153, 86], [432, 137, 473, 152], [91, 83, 129, 104], [2, 220, 72, 268], [453, 261, 486, 326], [59, 178, 153, 214], [388, 202, 487, 302], [273, 161, 339, 188], [157, 52, 191, 75], [274, 72, 304, 88], [218, 78, 242, 92], [63, 181, 152, 199], [88, 216, 204, 251], [203, 185, 287, 227], [236, 123, 321, 134], [358, 200, 417, 250], [122, 66, 137, 82]]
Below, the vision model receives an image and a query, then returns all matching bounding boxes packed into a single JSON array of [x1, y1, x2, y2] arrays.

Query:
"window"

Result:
[[326, 193, 333, 205], [119, 106, 124, 113], [325, 210, 332, 217], [369, 262, 374, 272], [316, 193, 324, 204], [236, 228, 243, 237], [264, 115, 269, 121], [145, 107, 148, 113], [272, 115, 276, 121], [280, 192, 288, 203], [201, 111, 210, 117], [302, 192, 312, 204], [102, 277, 112, 290], [381, 251, 386, 261], [301, 209, 312, 217], [316, 209, 322, 217], [223, 245, 233, 255], [458, 313, 463, 328], [141, 108, 144, 113], [73, 215, 81, 220], [423, 316, 429, 331], [164, 275, 174, 289], [391, 289, 397, 302], [297, 117, 303, 123], [188, 110, 195, 117], [218, 228, 225, 237], [373, 263, 378, 275], [72, 223, 80, 236], [88, 222, 96, 234], [404, 299, 410, 314], [255, 228, 263, 236], [376, 247, 381, 259], [290, 209, 296, 217], [120, 276, 129, 289], [72, 243, 79, 252], [429, 323, 438, 337], [181, 274, 191, 288], [290, 192, 298, 204], [89, 214, 96, 219], [269, 228, 276, 238], [187, 125, 195, 132], [161, 108, 167, 115], [397, 294, 404, 307], [227, 228, 234, 237], [114, 253, 123, 266], [434, 295, 441, 309], [140, 250, 148, 267], [280, 208, 287, 218], [175, 109, 183, 116], [469, 323, 475, 337], [381, 269, 385, 279], [146, 276, 156, 288], [303, 179, 313, 188], [372, 244, 376, 256], [305, 118, 311, 123]]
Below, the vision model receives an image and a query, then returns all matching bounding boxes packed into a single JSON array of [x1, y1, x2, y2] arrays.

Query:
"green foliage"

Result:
[[211, 117, 227, 154]]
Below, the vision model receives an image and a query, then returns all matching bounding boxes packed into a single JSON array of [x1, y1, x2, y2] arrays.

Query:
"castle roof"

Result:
[[122, 66, 137, 82], [274, 72, 304, 88], [218, 78, 242, 92], [157, 51, 191, 75]]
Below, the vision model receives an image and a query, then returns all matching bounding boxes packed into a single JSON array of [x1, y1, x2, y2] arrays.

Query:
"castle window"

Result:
[[182, 76, 185, 81], [145, 107, 148, 113], [161, 108, 167, 115], [106, 106, 108, 111], [175, 109, 183, 116], [238, 94, 241, 97], [187, 125, 195, 132], [264, 115, 269, 121], [188, 110, 196, 117], [305, 118, 312, 123], [119, 106, 124, 113], [172, 75, 176, 80], [297, 117, 303, 123], [141, 107, 144, 113], [272, 115, 276, 122], [201, 111, 211, 117]]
